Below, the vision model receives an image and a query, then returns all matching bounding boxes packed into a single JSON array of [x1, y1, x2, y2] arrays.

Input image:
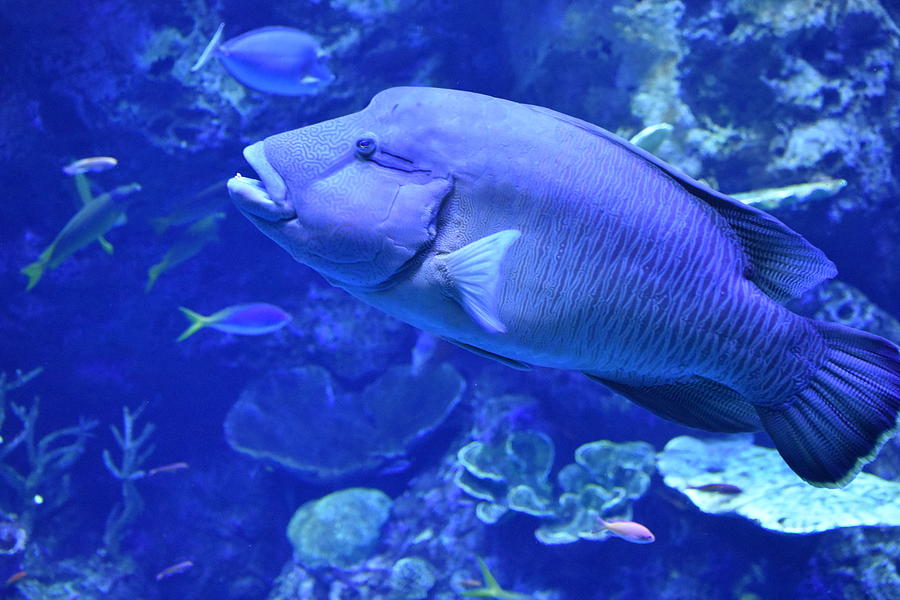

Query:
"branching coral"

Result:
[[101, 404, 155, 556], [0, 368, 97, 534]]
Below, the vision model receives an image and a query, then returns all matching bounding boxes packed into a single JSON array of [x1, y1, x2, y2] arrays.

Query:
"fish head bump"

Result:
[[229, 87, 497, 289]]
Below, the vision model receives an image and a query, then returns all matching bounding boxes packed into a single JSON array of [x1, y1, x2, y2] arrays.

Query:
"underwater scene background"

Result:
[[2, 0, 900, 598]]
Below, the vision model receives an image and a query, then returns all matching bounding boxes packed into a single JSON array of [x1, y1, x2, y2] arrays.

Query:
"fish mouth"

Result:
[[228, 142, 294, 222]]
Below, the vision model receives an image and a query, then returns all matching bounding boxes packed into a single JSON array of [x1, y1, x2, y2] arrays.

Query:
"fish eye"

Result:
[[355, 136, 377, 157]]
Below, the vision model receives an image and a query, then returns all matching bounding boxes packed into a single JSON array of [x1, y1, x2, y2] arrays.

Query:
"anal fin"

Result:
[[445, 338, 531, 371], [585, 373, 761, 433]]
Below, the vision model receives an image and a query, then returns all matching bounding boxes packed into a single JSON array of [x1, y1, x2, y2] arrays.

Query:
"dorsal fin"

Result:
[[525, 105, 837, 302]]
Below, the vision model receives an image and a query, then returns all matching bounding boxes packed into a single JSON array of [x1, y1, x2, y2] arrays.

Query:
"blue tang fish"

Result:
[[191, 23, 333, 96], [227, 87, 900, 488], [177, 303, 292, 341]]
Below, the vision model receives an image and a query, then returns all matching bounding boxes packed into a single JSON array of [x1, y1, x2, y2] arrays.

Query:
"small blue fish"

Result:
[[177, 303, 292, 341], [191, 23, 333, 96], [62, 156, 118, 176]]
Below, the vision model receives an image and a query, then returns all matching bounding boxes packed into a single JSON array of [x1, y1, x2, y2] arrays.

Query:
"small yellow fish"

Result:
[[62, 156, 118, 176], [461, 557, 530, 599], [176, 303, 292, 341], [21, 182, 141, 290], [599, 518, 656, 544], [146, 213, 224, 292]]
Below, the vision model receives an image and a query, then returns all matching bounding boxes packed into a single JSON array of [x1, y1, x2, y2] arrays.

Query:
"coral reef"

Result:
[[455, 428, 556, 523], [386, 556, 435, 600], [804, 527, 900, 600], [225, 362, 465, 482], [1, 0, 898, 598], [287, 487, 393, 570], [454, 426, 655, 544], [0, 369, 97, 534], [101, 404, 156, 557], [679, 0, 900, 208], [265, 442, 561, 600], [535, 439, 656, 545], [293, 285, 416, 381], [657, 435, 900, 534], [789, 280, 900, 345]]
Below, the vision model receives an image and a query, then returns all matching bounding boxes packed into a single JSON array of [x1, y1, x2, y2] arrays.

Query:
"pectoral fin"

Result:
[[438, 229, 520, 333], [97, 235, 114, 254]]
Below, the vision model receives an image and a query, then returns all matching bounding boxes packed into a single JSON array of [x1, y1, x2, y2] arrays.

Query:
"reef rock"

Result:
[[657, 435, 900, 534], [225, 362, 464, 482]]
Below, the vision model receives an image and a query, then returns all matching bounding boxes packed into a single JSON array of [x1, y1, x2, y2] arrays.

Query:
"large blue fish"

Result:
[[228, 87, 900, 488], [191, 24, 333, 96]]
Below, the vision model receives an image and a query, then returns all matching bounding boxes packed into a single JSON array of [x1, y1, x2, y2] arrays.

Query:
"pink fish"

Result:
[[599, 519, 656, 544], [148, 462, 189, 476], [155, 560, 194, 581]]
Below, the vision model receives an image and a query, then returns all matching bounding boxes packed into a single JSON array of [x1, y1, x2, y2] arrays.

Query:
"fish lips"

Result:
[[229, 142, 294, 222]]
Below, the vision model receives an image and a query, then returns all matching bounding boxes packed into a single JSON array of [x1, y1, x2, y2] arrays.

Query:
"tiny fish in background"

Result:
[[461, 556, 530, 599], [177, 303, 292, 341], [687, 483, 743, 494], [155, 560, 194, 581], [147, 462, 189, 476], [628, 123, 673, 154], [62, 156, 117, 176], [150, 180, 229, 234], [598, 519, 656, 544], [146, 213, 224, 292], [4, 571, 26, 586], [21, 182, 141, 290], [732, 179, 848, 211], [191, 23, 333, 96]]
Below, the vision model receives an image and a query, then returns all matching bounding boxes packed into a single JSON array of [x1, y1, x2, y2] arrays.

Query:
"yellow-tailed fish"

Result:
[[146, 213, 224, 292], [22, 182, 141, 290], [176, 303, 292, 341], [150, 180, 228, 234], [461, 556, 530, 600]]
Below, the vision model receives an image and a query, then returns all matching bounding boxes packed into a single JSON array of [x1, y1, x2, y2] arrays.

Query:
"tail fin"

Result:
[[757, 320, 900, 487], [190, 22, 225, 72], [146, 263, 164, 293], [21, 260, 45, 291], [176, 307, 209, 342]]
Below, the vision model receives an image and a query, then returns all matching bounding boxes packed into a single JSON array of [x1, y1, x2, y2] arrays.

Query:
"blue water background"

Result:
[[1, 1, 899, 599]]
